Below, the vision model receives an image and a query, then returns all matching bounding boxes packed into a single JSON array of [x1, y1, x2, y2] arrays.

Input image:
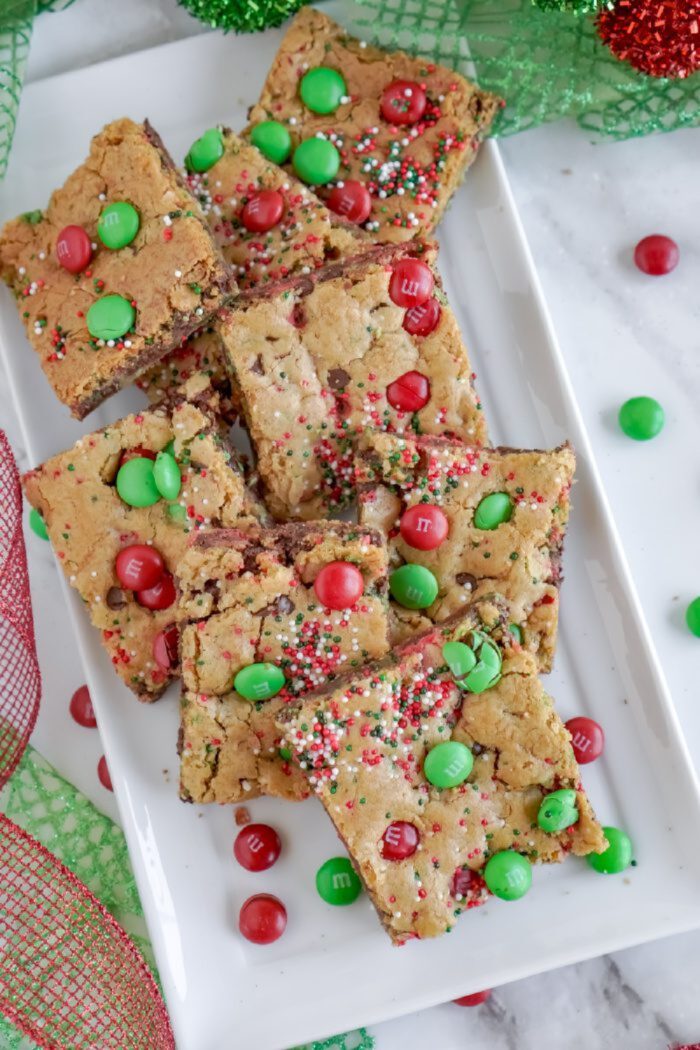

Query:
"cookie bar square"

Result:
[[178, 522, 389, 803], [245, 6, 501, 243], [0, 118, 231, 419], [219, 241, 487, 520], [356, 432, 575, 672], [281, 608, 606, 943], [23, 400, 264, 701]]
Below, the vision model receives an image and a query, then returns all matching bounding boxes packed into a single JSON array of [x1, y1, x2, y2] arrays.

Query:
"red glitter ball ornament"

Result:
[[596, 0, 700, 80]]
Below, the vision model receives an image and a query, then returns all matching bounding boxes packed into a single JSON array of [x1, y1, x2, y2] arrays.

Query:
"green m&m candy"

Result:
[[618, 396, 664, 441], [29, 507, 49, 540], [484, 850, 532, 901], [424, 741, 473, 788], [278, 745, 292, 762], [508, 623, 523, 644], [537, 789, 579, 833], [473, 492, 513, 530], [116, 457, 160, 508], [97, 202, 140, 250], [443, 632, 502, 694], [154, 451, 181, 500], [389, 563, 438, 609], [686, 597, 700, 638], [587, 826, 633, 874], [167, 503, 186, 524], [234, 662, 285, 701], [86, 294, 135, 341], [250, 120, 292, 165], [300, 67, 347, 114], [316, 857, 362, 906], [185, 127, 224, 173], [292, 138, 340, 185]]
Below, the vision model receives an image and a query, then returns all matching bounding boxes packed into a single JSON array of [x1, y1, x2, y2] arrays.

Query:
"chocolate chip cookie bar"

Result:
[[356, 432, 575, 672], [0, 118, 231, 419], [281, 607, 606, 943], [178, 522, 389, 803], [245, 6, 501, 242], [22, 399, 264, 700], [218, 241, 487, 520]]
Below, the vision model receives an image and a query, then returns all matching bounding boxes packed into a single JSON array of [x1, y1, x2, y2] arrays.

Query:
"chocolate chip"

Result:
[[455, 573, 477, 591], [327, 367, 350, 391], [250, 355, 264, 375], [106, 586, 127, 609]]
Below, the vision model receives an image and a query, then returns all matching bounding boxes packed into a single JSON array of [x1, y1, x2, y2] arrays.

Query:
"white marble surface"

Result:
[[4, 2, 700, 1047]]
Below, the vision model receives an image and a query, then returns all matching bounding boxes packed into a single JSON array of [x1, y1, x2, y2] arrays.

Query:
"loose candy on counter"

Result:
[[316, 857, 362, 905], [388, 258, 434, 308], [389, 563, 439, 609], [618, 396, 665, 440], [300, 67, 347, 114], [587, 826, 633, 874], [185, 127, 224, 172], [29, 507, 49, 540], [400, 504, 449, 551], [69, 684, 97, 728], [116, 456, 160, 508], [56, 225, 92, 273], [97, 755, 113, 792], [634, 234, 679, 276], [686, 597, 700, 638], [473, 492, 513, 530], [86, 294, 135, 341], [239, 893, 287, 944], [424, 740, 474, 788], [250, 121, 292, 165], [313, 561, 364, 610], [115, 544, 165, 591], [153, 451, 181, 500], [292, 138, 340, 185], [537, 789, 579, 833], [234, 824, 282, 872], [565, 716, 605, 764], [484, 850, 532, 901], [97, 202, 140, 250], [234, 662, 286, 701]]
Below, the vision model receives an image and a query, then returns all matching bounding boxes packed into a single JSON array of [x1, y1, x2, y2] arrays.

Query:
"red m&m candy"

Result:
[[386, 370, 431, 413], [97, 755, 113, 792], [136, 571, 176, 611], [314, 561, 364, 610], [403, 297, 441, 337], [453, 990, 492, 1007], [115, 544, 165, 592], [634, 234, 679, 276], [380, 820, 419, 860], [239, 894, 287, 944], [400, 504, 449, 551], [234, 823, 282, 872], [153, 624, 179, 671], [380, 80, 427, 126], [69, 684, 97, 728], [241, 190, 285, 233], [119, 447, 157, 466], [56, 225, 92, 274], [389, 258, 434, 308], [327, 181, 372, 224], [565, 716, 604, 764]]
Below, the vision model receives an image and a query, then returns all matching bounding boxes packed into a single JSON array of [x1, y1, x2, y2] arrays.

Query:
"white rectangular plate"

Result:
[[2, 13, 700, 1050]]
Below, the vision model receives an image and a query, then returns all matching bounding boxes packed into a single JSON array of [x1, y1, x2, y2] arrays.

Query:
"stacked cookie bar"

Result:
[[5, 7, 609, 945]]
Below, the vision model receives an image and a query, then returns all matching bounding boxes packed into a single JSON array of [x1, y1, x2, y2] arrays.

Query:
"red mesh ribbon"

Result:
[[0, 429, 40, 789], [0, 814, 175, 1050], [0, 431, 176, 1049]]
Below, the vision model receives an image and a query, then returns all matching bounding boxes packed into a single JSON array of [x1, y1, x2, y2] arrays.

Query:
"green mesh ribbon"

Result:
[[352, 0, 700, 138], [0, 0, 76, 180], [0, 746, 373, 1050]]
